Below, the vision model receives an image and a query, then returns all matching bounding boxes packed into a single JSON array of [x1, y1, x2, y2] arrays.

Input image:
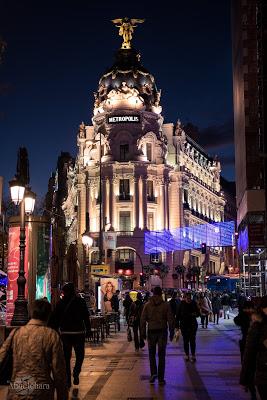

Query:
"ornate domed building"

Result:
[[60, 19, 225, 290]]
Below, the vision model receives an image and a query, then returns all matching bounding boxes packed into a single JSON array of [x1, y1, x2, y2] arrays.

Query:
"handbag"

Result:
[[0, 328, 18, 385], [127, 327, 132, 342]]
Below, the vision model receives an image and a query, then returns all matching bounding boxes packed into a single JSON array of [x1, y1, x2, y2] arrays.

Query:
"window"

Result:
[[119, 211, 131, 231], [119, 179, 130, 200], [150, 252, 162, 264], [117, 249, 134, 263], [209, 261, 216, 274], [91, 251, 100, 265], [147, 212, 154, 231], [120, 144, 129, 161], [146, 143, 152, 161], [147, 181, 155, 201]]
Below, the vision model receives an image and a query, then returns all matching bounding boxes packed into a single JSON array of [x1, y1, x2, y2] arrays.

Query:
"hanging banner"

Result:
[[6, 226, 29, 325], [103, 231, 117, 250]]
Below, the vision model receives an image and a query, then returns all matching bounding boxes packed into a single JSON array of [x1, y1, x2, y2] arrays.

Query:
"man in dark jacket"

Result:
[[50, 282, 91, 388], [140, 286, 174, 385], [176, 292, 200, 362], [129, 292, 145, 351]]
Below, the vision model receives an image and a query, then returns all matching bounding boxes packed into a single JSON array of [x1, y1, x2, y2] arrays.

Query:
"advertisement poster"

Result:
[[6, 226, 29, 325], [100, 277, 119, 313], [36, 224, 51, 301]]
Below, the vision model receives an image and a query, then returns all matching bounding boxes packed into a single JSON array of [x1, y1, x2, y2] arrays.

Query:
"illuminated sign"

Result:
[[107, 115, 140, 124]]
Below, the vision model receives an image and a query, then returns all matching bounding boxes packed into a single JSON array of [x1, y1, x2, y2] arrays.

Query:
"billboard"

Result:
[[36, 224, 51, 301], [100, 277, 120, 313], [6, 226, 29, 325]]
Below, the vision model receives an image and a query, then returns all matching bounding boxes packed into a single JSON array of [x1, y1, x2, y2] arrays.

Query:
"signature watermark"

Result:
[[10, 376, 49, 395]]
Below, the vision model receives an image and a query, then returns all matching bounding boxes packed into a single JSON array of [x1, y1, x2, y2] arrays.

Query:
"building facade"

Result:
[[60, 28, 226, 290], [232, 0, 267, 294]]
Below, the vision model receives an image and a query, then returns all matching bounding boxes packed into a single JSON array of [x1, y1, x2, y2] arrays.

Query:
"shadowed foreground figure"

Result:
[[140, 286, 174, 385], [49, 282, 91, 388], [0, 299, 68, 400]]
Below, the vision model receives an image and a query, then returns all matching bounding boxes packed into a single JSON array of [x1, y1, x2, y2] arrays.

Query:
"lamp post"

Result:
[[9, 178, 36, 326]]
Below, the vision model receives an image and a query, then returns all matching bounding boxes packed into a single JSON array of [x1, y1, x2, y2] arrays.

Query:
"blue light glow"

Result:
[[144, 221, 235, 254]]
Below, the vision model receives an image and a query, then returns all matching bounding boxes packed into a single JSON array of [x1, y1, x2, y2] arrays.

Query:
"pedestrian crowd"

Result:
[[0, 284, 267, 399]]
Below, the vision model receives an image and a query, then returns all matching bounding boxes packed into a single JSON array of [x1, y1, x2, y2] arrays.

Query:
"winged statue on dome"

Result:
[[111, 17, 145, 49]]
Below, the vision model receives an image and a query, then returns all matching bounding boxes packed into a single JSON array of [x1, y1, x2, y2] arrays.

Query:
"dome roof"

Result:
[[95, 48, 160, 112]]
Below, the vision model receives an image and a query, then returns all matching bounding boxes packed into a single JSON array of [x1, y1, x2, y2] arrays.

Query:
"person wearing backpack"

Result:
[[129, 292, 145, 351]]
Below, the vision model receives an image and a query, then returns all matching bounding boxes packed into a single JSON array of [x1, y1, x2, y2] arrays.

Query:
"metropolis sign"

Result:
[[107, 115, 140, 124]]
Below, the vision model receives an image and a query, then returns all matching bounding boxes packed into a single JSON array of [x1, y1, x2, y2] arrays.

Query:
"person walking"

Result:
[[240, 296, 267, 400], [140, 286, 174, 385], [212, 292, 222, 324], [123, 292, 133, 324], [111, 290, 121, 331], [199, 292, 212, 328], [169, 291, 181, 340], [49, 282, 91, 388], [176, 292, 200, 362], [129, 292, 145, 351], [221, 290, 231, 319], [0, 298, 68, 400]]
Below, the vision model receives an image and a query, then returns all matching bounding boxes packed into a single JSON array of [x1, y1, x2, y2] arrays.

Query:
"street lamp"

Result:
[[82, 232, 93, 248], [9, 148, 36, 326], [9, 180, 36, 326]]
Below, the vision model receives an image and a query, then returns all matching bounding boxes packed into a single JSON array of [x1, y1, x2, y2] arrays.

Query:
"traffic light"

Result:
[[201, 242, 207, 254]]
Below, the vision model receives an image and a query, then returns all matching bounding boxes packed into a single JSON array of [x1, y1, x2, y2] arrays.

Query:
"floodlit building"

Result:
[[56, 21, 226, 290]]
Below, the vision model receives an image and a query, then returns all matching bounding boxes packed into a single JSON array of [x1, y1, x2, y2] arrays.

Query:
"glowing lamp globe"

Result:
[[82, 233, 93, 248], [9, 177, 25, 206], [24, 189, 36, 215]]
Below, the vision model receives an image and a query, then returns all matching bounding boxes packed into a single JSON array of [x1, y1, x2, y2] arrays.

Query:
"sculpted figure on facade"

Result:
[[79, 121, 86, 138]]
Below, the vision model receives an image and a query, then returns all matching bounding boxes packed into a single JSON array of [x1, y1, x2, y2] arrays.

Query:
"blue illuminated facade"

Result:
[[145, 221, 235, 254]]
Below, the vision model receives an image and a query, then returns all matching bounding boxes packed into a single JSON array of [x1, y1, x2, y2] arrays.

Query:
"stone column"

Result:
[[165, 180, 169, 230], [109, 178, 114, 229], [142, 177, 148, 230], [77, 181, 86, 289], [134, 177, 139, 229], [139, 177, 143, 229], [160, 183, 165, 230]]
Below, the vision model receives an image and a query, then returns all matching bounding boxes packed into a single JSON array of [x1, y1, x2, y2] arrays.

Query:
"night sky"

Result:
[[0, 0, 234, 201]]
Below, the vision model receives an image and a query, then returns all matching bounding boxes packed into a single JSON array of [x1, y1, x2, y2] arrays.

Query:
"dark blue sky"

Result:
[[0, 0, 234, 199]]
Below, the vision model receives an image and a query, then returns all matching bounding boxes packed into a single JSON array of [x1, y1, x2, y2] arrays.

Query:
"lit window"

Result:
[[147, 181, 155, 201], [120, 144, 129, 161], [119, 211, 131, 231], [150, 252, 162, 264], [119, 179, 130, 200]]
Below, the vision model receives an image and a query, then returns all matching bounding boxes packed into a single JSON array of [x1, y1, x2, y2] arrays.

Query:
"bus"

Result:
[[207, 275, 240, 293]]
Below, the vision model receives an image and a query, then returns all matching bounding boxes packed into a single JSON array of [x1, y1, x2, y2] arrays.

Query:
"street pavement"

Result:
[[0, 316, 251, 400]]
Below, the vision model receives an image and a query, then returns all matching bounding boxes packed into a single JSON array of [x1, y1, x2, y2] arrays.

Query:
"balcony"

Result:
[[118, 194, 131, 201]]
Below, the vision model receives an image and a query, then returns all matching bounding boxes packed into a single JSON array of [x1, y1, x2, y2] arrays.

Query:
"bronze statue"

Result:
[[111, 17, 145, 49]]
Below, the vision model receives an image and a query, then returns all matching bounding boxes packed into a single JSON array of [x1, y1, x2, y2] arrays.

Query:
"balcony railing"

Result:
[[118, 194, 131, 201], [116, 231, 134, 236], [147, 195, 156, 203]]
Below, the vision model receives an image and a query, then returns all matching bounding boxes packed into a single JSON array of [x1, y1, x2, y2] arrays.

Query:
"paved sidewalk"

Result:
[[0, 317, 250, 400]]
